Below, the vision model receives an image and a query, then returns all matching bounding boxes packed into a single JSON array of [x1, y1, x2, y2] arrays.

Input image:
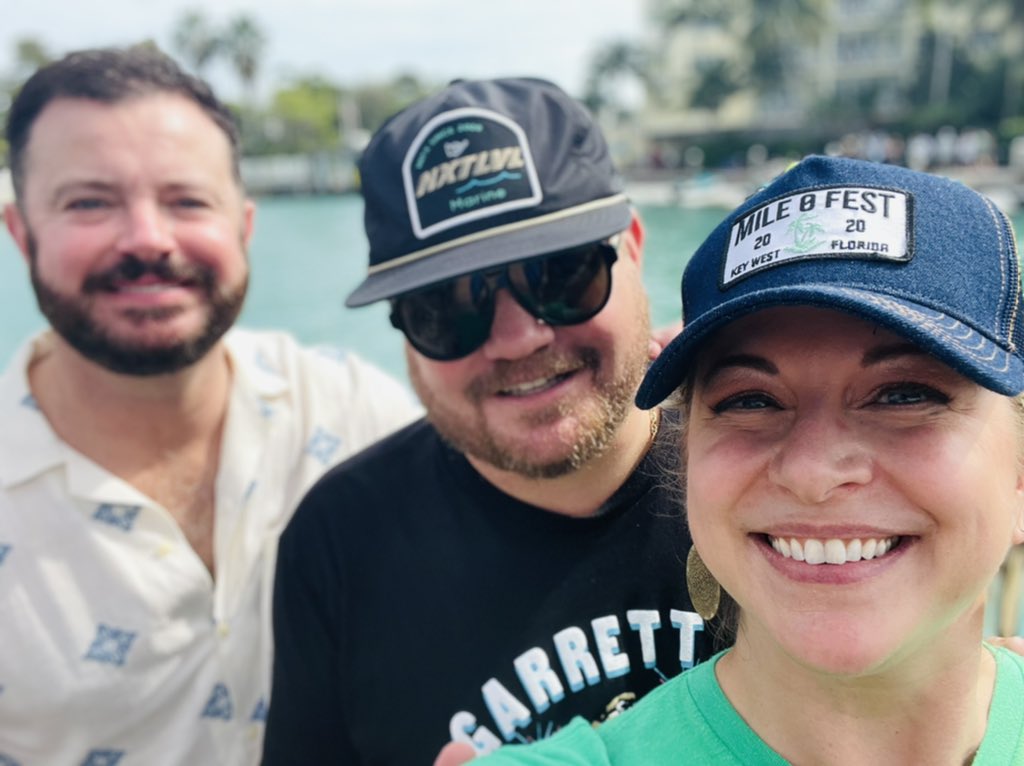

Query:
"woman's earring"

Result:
[[686, 547, 721, 622]]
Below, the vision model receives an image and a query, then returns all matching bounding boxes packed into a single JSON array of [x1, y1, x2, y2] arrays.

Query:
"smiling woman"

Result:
[[473, 155, 1024, 765]]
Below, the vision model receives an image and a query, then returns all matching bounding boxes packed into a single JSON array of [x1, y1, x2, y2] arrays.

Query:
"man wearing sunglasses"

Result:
[[262, 77, 712, 765]]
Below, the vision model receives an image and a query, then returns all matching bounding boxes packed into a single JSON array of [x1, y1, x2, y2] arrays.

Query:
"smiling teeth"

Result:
[[122, 284, 174, 293], [769, 536, 899, 565], [501, 376, 564, 396]]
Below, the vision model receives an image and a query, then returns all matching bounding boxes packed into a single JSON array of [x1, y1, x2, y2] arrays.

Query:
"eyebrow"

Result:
[[700, 353, 777, 387], [860, 342, 929, 366], [699, 341, 930, 388], [50, 180, 116, 205], [50, 179, 221, 206]]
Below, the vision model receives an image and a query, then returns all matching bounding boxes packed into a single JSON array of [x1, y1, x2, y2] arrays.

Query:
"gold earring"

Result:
[[686, 547, 721, 621]]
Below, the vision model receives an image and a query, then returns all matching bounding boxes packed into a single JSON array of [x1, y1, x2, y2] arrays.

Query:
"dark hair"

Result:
[[5, 45, 242, 198]]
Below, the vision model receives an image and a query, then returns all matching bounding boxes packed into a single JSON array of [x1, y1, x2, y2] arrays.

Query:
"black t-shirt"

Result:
[[262, 416, 711, 765]]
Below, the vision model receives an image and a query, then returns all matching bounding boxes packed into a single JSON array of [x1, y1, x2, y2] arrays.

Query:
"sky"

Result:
[[3, 0, 648, 100]]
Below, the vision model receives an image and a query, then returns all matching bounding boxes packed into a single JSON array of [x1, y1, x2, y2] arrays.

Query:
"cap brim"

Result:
[[636, 285, 1024, 409], [346, 198, 631, 307]]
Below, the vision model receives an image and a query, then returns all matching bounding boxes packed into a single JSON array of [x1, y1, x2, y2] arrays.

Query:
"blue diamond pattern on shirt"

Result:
[[259, 400, 275, 419], [0, 752, 21, 766], [201, 683, 234, 720], [250, 697, 268, 722], [83, 624, 137, 667], [253, 350, 278, 375], [19, 393, 39, 411], [81, 751, 124, 766], [0, 544, 10, 567], [93, 504, 142, 532], [305, 427, 342, 465], [314, 344, 348, 363]]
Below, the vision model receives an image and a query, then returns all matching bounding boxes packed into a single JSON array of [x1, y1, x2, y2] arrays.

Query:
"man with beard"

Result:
[[0, 47, 419, 766], [262, 77, 713, 765]]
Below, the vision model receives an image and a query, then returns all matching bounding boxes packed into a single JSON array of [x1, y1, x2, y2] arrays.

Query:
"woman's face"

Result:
[[687, 306, 1024, 675]]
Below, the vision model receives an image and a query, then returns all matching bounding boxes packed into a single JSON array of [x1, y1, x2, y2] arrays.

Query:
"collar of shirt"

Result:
[[0, 329, 292, 490]]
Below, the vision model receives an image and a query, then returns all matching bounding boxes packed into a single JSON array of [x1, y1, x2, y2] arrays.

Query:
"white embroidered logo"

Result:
[[444, 139, 470, 158], [722, 186, 912, 286]]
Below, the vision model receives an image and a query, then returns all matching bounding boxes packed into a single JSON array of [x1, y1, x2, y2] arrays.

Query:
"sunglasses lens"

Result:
[[509, 243, 615, 324], [392, 240, 617, 361], [391, 278, 494, 361]]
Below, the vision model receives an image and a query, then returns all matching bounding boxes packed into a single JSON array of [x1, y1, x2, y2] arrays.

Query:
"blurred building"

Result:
[[633, 0, 1015, 166]]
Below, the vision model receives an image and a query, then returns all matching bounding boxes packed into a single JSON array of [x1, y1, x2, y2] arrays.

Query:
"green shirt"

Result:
[[478, 646, 1024, 764]]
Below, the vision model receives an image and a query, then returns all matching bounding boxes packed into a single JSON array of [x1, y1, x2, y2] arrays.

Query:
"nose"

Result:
[[116, 201, 175, 259], [480, 289, 556, 361], [767, 406, 872, 505]]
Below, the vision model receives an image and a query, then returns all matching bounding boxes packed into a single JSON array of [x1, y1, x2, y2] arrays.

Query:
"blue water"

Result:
[[0, 196, 727, 378]]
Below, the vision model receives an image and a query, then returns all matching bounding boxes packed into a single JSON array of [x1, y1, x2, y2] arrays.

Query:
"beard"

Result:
[[409, 282, 651, 479], [29, 239, 247, 377]]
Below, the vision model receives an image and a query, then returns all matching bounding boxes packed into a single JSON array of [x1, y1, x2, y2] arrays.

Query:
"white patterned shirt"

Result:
[[0, 328, 421, 766]]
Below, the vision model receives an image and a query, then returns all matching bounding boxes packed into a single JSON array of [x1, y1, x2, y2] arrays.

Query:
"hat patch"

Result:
[[721, 185, 912, 287], [401, 106, 543, 240]]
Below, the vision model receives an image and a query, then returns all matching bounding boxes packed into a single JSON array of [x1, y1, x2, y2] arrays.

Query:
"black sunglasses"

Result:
[[390, 239, 619, 361]]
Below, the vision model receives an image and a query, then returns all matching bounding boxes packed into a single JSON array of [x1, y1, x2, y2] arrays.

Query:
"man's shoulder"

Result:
[[280, 418, 444, 542], [289, 419, 440, 506], [308, 418, 439, 493], [226, 327, 384, 382], [224, 327, 421, 436]]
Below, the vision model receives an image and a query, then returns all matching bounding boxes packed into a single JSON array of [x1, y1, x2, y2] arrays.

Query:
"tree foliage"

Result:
[[171, 10, 220, 74], [223, 14, 266, 101]]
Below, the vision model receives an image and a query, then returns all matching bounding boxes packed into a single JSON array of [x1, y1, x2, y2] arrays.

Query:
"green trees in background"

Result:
[[633, 0, 1024, 164], [165, 9, 432, 157], [221, 15, 266, 106], [0, 36, 54, 160], [3, 1, 1023, 165], [171, 11, 220, 76]]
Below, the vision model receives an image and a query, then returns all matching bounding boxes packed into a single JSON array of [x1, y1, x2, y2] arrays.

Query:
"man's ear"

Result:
[[3, 203, 32, 265], [241, 198, 256, 249], [622, 209, 645, 267]]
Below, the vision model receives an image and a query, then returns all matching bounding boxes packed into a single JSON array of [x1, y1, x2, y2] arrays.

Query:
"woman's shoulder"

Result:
[[990, 642, 1024, 688], [974, 644, 1024, 764], [474, 718, 609, 765]]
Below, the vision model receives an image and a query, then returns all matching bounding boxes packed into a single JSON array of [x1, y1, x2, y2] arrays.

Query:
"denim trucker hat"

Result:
[[636, 154, 1024, 408], [345, 77, 632, 307]]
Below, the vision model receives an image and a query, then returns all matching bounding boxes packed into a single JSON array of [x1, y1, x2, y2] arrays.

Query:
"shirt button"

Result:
[[217, 621, 230, 638]]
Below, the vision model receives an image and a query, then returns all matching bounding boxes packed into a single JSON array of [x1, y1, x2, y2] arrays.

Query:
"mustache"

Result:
[[82, 255, 215, 294], [465, 348, 600, 400]]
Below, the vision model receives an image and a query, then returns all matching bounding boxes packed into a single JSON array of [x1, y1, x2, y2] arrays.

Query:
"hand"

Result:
[[649, 321, 683, 361], [433, 742, 477, 766], [986, 635, 1024, 655]]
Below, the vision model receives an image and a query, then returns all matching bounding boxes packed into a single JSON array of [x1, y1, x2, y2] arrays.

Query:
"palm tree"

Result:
[[650, 0, 736, 27], [741, 0, 828, 94], [913, 0, 1022, 116], [656, 0, 826, 113], [582, 41, 652, 115], [223, 14, 266, 106], [171, 10, 220, 75]]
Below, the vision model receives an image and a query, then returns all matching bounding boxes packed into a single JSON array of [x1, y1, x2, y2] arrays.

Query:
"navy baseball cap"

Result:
[[637, 154, 1024, 408], [346, 77, 631, 307]]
